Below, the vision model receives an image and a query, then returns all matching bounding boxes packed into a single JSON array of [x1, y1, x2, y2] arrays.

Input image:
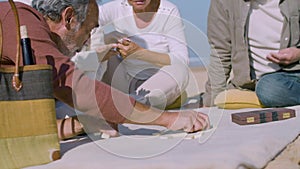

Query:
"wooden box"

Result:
[[231, 108, 296, 125]]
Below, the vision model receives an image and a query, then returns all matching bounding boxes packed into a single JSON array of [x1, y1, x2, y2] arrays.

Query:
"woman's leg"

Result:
[[135, 64, 189, 109], [256, 71, 300, 107]]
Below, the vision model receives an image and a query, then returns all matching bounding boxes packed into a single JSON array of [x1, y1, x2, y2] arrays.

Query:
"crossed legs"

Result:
[[256, 70, 300, 107]]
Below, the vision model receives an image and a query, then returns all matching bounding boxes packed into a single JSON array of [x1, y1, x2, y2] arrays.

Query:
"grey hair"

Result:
[[31, 0, 90, 24]]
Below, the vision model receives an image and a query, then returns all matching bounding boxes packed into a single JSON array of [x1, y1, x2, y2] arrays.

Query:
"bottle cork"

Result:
[[20, 25, 28, 39], [20, 25, 34, 65]]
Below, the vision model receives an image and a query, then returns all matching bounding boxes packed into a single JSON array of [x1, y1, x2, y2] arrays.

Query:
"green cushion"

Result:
[[166, 91, 188, 110]]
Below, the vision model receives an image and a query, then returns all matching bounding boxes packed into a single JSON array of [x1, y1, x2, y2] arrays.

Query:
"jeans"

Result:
[[256, 70, 300, 107]]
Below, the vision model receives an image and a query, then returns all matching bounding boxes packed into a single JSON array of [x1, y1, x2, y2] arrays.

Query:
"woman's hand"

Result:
[[117, 38, 143, 59], [116, 38, 171, 66]]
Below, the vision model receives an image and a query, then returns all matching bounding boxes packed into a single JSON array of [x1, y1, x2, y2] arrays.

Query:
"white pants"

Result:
[[101, 56, 189, 108]]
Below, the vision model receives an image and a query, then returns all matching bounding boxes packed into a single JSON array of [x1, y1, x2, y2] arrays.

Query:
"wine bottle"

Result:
[[20, 25, 34, 65]]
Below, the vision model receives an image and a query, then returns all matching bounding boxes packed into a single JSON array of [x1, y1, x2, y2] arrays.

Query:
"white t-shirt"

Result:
[[248, 0, 283, 79], [97, 0, 188, 78]]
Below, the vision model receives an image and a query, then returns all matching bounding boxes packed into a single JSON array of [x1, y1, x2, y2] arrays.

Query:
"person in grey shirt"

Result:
[[203, 0, 300, 107]]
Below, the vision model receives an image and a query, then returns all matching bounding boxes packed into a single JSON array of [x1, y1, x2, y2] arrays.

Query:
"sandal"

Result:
[[182, 92, 204, 109], [57, 116, 84, 140]]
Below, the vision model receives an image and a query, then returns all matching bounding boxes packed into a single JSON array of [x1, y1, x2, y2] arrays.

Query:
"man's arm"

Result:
[[124, 102, 209, 133], [203, 0, 232, 106]]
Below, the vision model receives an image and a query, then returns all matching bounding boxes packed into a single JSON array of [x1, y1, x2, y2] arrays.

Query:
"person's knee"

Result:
[[256, 74, 279, 107], [161, 64, 189, 89], [255, 73, 300, 107]]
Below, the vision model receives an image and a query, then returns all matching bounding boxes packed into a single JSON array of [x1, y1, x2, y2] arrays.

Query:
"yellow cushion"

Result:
[[214, 89, 264, 109]]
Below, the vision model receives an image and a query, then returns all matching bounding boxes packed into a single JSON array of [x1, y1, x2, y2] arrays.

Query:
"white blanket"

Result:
[[25, 106, 300, 169]]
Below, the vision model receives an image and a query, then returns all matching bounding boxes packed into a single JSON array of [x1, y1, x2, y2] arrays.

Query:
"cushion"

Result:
[[214, 89, 264, 109], [165, 91, 187, 110]]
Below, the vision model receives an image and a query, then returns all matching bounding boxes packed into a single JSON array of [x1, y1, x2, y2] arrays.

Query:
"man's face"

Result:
[[62, 0, 99, 56]]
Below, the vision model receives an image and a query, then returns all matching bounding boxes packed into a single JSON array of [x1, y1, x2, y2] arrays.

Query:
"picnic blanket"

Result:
[[24, 106, 300, 169]]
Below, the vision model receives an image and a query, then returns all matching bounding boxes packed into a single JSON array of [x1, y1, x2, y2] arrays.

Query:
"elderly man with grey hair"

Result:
[[0, 0, 209, 140]]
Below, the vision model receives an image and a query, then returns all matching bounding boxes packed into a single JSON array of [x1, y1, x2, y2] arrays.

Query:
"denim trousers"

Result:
[[256, 70, 300, 107]]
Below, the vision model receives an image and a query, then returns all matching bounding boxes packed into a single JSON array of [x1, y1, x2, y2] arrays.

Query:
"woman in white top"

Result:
[[77, 0, 189, 109]]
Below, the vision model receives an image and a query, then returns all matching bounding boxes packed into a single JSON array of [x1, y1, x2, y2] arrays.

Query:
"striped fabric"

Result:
[[0, 65, 60, 169]]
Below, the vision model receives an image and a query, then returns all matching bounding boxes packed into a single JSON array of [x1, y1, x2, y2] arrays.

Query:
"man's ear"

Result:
[[61, 7, 75, 29]]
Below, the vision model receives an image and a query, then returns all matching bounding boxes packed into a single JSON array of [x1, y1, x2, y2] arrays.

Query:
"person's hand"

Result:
[[267, 47, 300, 65], [117, 38, 143, 59], [95, 43, 118, 62], [104, 31, 128, 44], [166, 110, 210, 133]]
